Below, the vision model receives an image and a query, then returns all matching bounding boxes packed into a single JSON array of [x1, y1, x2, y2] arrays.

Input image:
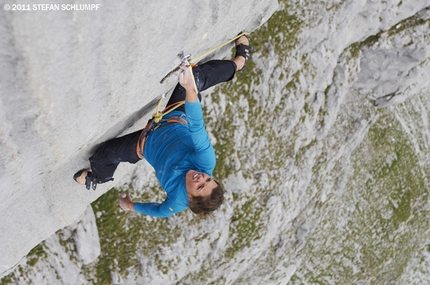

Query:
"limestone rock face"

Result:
[[0, 0, 278, 274]]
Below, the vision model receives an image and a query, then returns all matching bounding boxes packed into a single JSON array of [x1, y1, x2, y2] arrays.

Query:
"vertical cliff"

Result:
[[0, 0, 278, 275]]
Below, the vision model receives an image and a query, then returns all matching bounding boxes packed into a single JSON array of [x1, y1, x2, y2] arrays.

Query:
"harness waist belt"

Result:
[[136, 115, 187, 160]]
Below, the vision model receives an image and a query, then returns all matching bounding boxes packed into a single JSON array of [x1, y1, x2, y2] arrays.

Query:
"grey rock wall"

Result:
[[0, 0, 278, 274]]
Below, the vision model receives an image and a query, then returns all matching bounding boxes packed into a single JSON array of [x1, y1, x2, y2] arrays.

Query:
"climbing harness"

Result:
[[135, 97, 188, 159]]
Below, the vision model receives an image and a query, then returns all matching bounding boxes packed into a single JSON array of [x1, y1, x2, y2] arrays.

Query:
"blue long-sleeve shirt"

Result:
[[133, 100, 216, 218]]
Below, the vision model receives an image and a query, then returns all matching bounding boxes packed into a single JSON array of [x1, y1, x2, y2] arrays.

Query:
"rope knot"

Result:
[[152, 112, 163, 123]]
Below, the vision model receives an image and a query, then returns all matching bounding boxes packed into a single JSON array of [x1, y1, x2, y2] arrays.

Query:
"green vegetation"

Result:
[[225, 196, 265, 259], [353, 116, 423, 282], [251, 1, 303, 59], [288, 103, 430, 284], [347, 9, 429, 59], [26, 243, 48, 267], [88, 187, 184, 284], [0, 243, 49, 285]]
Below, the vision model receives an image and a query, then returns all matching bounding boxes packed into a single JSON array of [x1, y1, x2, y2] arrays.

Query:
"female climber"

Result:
[[73, 35, 253, 218]]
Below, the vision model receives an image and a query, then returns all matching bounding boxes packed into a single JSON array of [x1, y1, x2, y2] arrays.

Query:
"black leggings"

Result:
[[166, 60, 237, 111], [89, 60, 237, 183]]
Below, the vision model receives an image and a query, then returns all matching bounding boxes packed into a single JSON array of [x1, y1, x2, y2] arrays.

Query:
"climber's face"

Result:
[[185, 170, 217, 200]]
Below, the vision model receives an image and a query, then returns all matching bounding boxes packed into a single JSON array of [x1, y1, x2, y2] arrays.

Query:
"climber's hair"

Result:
[[188, 179, 224, 217]]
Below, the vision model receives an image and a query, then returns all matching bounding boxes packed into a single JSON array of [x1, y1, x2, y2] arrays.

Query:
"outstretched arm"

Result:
[[178, 64, 198, 102], [179, 64, 216, 170], [118, 193, 186, 218]]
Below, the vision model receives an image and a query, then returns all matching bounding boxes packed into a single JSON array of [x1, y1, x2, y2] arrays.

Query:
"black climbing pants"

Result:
[[89, 59, 237, 183]]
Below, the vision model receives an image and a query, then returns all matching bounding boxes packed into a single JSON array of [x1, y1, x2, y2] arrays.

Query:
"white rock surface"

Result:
[[0, 0, 278, 275], [74, 206, 100, 265]]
